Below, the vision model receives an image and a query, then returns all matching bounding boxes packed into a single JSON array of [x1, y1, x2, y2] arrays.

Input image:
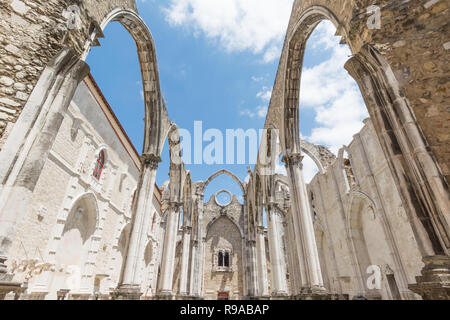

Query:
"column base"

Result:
[[155, 290, 175, 300], [0, 280, 24, 300], [176, 294, 201, 300], [246, 295, 271, 300], [271, 291, 290, 300], [111, 284, 143, 300], [27, 291, 48, 300], [68, 293, 92, 300], [295, 286, 330, 300], [409, 255, 450, 300], [0, 256, 24, 300], [330, 294, 350, 300]]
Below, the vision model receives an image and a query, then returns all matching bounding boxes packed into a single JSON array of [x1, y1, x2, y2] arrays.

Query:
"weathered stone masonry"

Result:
[[0, 0, 449, 300], [0, 0, 138, 148]]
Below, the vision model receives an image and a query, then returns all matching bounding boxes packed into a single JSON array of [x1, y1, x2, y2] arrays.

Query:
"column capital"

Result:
[[141, 153, 162, 170], [267, 202, 278, 212], [257, 226, 266, 235], [169, 202, 183, 211], [282, 153, 304, 168]]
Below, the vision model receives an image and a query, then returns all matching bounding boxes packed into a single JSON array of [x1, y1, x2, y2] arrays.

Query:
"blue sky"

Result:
[[86, 0, 367, 198]]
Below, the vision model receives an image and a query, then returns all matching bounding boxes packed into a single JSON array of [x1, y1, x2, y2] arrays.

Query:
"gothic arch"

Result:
[[205, 214, 245, 240], [283, 5, 342, 155], [346, 191, 379, 298], [281, 2, 449, 259], [259, 126, 335, 174], [202, 170, 245, 195], [344, 45, 449, 256], [84, 8, 169, 157], [64, 192, 100, 235], [47, 192, 100, 298], [300, 141, 336, 174]]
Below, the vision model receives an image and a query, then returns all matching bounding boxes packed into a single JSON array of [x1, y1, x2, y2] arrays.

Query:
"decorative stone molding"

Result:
[[282, 153, 304, 168], [409, 255, 450, 300], [141, 153, 162, 170]]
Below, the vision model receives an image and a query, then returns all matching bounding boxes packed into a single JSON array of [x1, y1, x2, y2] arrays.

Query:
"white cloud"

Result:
[[256, 86, 272, 102], [240, 105, 267, 119], [162, 0, 294, 63], [251, 76, 264, 82], [300, 21, 368, 154], [240, 85, 272, 119]]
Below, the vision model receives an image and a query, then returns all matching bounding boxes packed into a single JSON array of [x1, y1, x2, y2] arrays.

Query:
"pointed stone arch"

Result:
[[201, 169, 245, 195], [206, 214, 245, 240]]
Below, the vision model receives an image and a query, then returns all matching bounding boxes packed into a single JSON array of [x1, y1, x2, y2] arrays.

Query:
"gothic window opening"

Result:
[[224, 251, 230, 267], [216, 249, 232, 271], [93, 150, 105, 180], [218, 251, 224, 267]]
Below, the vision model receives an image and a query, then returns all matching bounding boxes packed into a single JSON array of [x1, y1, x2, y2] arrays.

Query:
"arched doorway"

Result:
[[47, 194, 98, 299]]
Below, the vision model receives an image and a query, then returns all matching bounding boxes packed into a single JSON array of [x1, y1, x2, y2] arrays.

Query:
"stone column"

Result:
[[158, 203, 181, 298], [283, 153, 326, 297], [0, 49, 89, 282], [116, 154, 160, 299], [189, 191, 204, 297], [267, 205, 288, 296], [179, 225, 191, 296], [255, 226, 269, 297], [345, 57, 450, 300], [188, 240, 198, 296]]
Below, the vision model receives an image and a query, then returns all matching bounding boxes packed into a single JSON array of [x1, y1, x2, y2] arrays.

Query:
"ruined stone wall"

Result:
[[265, 0, 449, 182], [202, 197, 244, 299], [5, 78, 164, 298], [308, 118, 424, 299], [0, 0, 138, 148]]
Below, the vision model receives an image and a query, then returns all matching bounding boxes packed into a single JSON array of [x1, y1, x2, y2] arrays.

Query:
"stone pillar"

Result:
[[190, 191, 204, 297], [116, 154, 160, 300], [255, 226, 269, 297], [179, 225, 191, 296], [0, 48, 89, 283], [247, 239, 258, 297], [158, 203, 181, 298], [345, 57, 450, 300], [188, 240, 198, 296], [283, 153, 327, 297], [409, 255, 450, 300], [267, 205, 288, 296]]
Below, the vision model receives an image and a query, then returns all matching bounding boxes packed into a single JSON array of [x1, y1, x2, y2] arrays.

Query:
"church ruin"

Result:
[[0, 0, 448, 300]]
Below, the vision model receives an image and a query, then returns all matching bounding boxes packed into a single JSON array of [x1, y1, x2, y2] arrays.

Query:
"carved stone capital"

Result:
[[141, 153, 162, 170], [257, 226, 266, 235], [169, 202, 183, 212], [282, 153, 304, 168]]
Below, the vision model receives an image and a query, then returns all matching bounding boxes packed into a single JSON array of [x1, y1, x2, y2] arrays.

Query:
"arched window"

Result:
[[218, 251, 224, 267], [224, 252, 230, 267], [93, 150, 105, 180]]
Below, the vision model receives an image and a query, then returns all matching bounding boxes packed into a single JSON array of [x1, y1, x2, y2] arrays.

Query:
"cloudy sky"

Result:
[[86, 0, 367, 199]]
